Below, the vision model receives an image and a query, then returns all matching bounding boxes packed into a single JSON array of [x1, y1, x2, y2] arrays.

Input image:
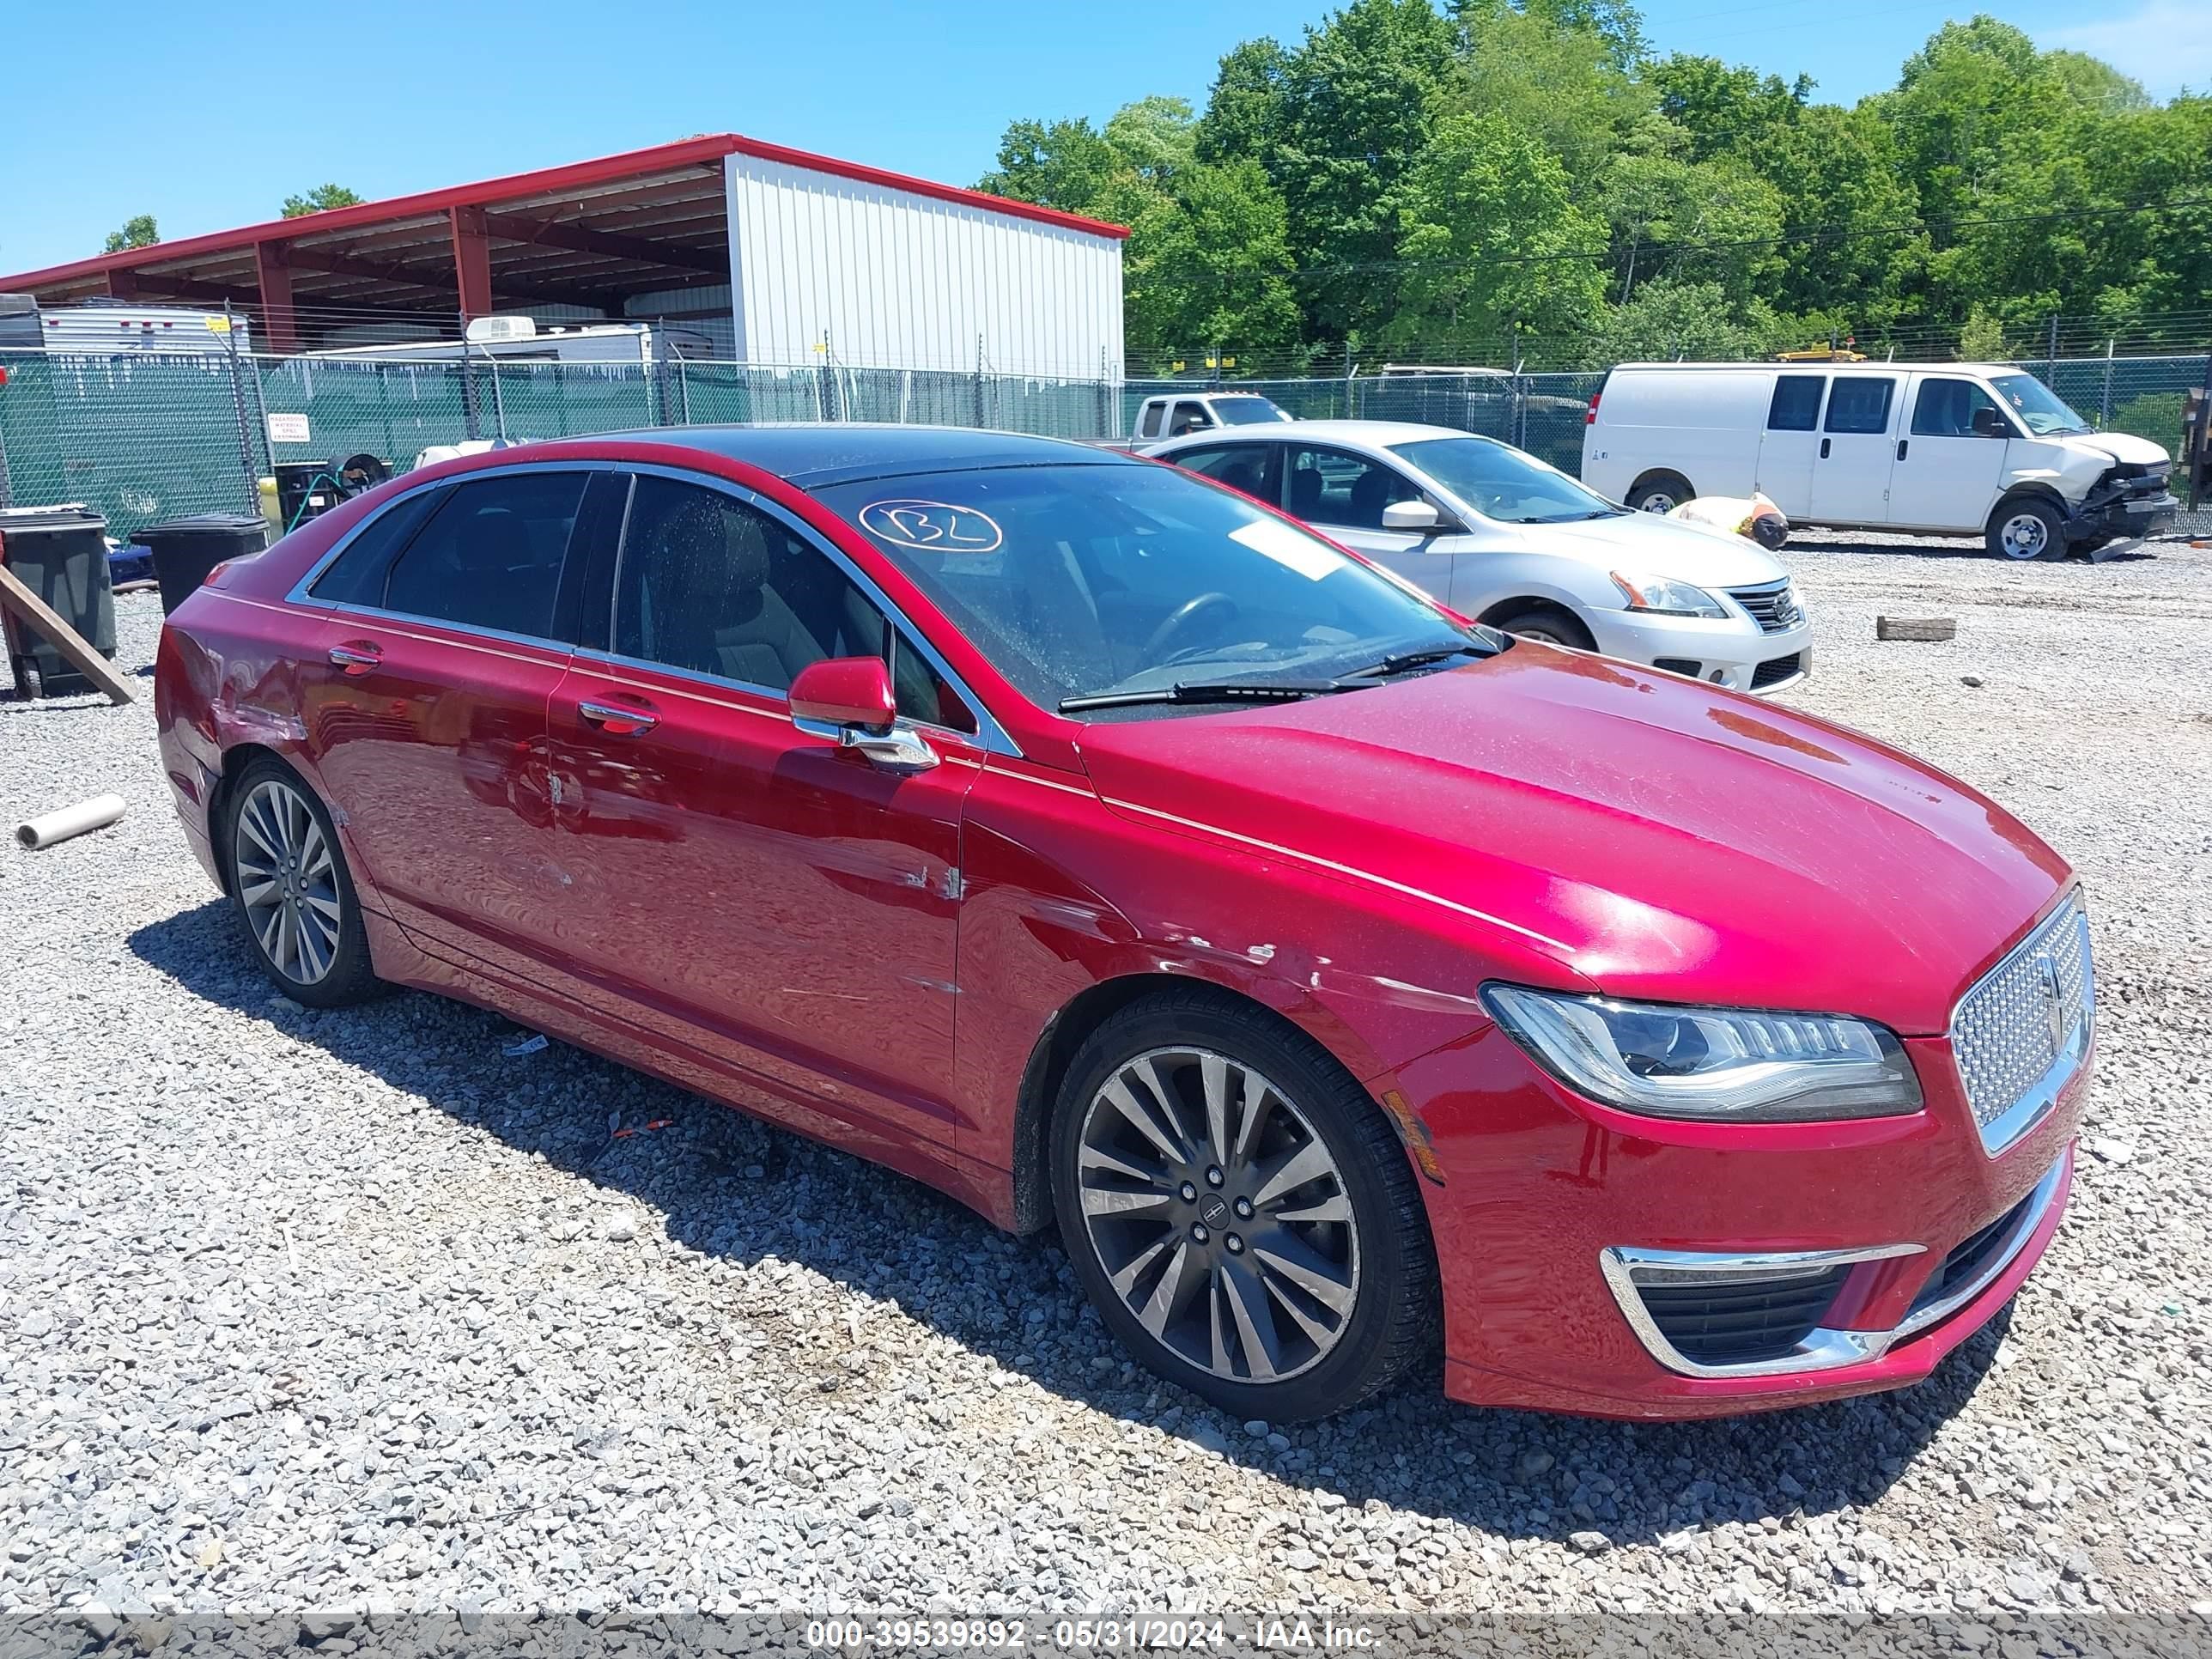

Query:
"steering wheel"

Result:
[[1142, 592, 1237, 663]]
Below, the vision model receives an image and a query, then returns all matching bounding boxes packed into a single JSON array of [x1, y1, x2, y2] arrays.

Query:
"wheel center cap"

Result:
[[1198, 1194, 1231, 1229]]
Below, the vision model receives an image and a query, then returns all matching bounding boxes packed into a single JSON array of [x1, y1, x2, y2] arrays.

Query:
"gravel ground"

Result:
[[2, 538, 2209, 1627]]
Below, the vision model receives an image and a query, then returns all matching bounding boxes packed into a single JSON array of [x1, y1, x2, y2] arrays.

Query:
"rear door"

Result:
[[1888, 374, 2012, 532], [303, 465, 607, 977], [1753, 374, 1826, 517], [1166, 441, 1282, 506], [1808, 374, 1901, 525], [546, 469, 981, 1149]]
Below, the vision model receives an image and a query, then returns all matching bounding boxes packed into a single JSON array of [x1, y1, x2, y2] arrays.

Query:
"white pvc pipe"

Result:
[[15, 793, 125, 850]]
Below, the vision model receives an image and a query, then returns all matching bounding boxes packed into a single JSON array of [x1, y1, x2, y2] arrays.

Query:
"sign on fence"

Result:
[[265, 412, 311, 446]]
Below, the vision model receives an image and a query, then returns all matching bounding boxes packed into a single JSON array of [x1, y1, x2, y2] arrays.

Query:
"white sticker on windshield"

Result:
[[858, 499, 1004, 553], [1230, 516, 1340, 580]]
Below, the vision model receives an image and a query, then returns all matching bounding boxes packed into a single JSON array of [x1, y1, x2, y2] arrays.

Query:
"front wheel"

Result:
[[1489, 605, 1595, 650], [1052, 990, 1437, 1421], [1988, 498, 2065, 562]]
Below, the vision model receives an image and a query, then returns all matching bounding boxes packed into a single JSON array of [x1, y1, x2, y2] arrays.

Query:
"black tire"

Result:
[[1626, 471, 1692, 514], [1490, 605, 1595, 650], [222, 755, 386, 1008], [1051, 987, 1438, 1421], [1986, 496, 2066, 562]]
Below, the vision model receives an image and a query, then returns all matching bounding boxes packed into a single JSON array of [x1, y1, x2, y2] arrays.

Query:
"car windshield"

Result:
[[1212, 397, 1292, 425], [813, 463, 1486, 719], [1387, 435, 1620, 524], [1987, 373, 2092, 436]]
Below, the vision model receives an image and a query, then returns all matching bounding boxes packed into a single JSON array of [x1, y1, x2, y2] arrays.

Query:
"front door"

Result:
[[1808, 374, 1901, 526], [547, 471, 979, 1148], [1753, 373, 1826, 518], [303, 467, 594, 977], [1283, 441, 1452, 600], [1888, 374, 2014, 532]]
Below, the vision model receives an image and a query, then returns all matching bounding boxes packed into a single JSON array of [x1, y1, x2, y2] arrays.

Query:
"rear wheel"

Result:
[[1490, 605, 1595, 650], [1988, 498, 2065, 562], [1052, 990, 1437, 1421], [1626, 471, 1692, 514], [223, 757, 384, 1007]]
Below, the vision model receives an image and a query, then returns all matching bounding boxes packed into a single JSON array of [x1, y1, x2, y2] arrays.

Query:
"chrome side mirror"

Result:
[[788, 657, 939, 772]]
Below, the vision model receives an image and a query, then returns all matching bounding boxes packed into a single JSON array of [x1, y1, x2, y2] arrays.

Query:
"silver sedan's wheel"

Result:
[[1996, 509, 2051, 560], [233, 777, 343, 985], [1074, 1047, 1359, 1385]]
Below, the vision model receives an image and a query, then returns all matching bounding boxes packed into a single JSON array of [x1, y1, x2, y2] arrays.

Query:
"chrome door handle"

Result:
[[328, 644, 381, 673], [578, 699, 658, 734]]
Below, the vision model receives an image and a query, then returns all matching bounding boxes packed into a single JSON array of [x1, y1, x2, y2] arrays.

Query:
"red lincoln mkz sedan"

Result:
[[155, 427, 2093, 1421]]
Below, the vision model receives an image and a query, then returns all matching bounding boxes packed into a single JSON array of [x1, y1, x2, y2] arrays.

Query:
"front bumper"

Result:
[[1583, 607, 1813, 697], [2067, 486, 2178, 545], [1394, 1013, 2089, 1419]]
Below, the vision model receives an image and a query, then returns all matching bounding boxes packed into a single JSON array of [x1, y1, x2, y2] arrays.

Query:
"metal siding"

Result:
[[726, 155, 1122, 380]]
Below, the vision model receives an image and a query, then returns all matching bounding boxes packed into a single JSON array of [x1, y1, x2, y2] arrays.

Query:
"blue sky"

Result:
[[2, 0, 2203, 277]]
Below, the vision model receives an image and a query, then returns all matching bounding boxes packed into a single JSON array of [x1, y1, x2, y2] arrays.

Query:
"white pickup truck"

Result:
[[1128, 391, 1293, 443]]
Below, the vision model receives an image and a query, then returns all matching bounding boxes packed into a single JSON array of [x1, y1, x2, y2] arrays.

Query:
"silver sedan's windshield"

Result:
[[814, 463, 1485, 718], [1388, 435, 1620, 524], [1988, 373, 2092, 436]]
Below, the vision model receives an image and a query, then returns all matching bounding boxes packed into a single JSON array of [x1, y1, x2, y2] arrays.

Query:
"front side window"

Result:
[[611, 477, 968, 729], [1824, 377, 1897, 434], [1911, 378, 2007, 438], [1285, 445, 1421, 531], [1987, 373, 2091, 437], [1766, 375, 1826, 432], [382, 471, 586, 637], [1169, 401, 1215, 437], [814, 462, 1476, 717], [1388, 436, 1613, 525]]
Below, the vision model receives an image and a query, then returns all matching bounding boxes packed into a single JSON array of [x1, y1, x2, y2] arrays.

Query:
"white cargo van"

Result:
[[1582, 362, 2178, 559]]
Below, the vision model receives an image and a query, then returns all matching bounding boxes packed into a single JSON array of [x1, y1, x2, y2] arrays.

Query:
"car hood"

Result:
[[1485, 511, 1787, 587], [1076, 647, 2069, 1035], [2069, 430, 2169, 467]]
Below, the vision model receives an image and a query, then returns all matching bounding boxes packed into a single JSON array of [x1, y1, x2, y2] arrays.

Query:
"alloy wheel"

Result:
[[1998, 512, 2050, 559], [233, 778, 343, 985], [1074, 1047, 1360, 1384]]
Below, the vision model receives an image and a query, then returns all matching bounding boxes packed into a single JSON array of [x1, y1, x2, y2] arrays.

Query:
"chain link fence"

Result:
[[1, 344, 2203, 539]]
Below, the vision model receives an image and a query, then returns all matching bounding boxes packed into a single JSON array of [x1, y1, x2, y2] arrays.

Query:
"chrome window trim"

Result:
[[1893, 1153, 2067, 1341], [1598, 1241, 1923, 1381], [1601, 1149, 2066, 1380], [282, 459, 607, 611], [569, 644, 977, 752], [605, 461, 1019, 758], [1950, 897, 2094, 1157]]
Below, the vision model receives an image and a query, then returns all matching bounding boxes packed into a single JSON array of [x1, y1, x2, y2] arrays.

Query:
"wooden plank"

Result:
[[0, 563, 134, 704], [1875, 615, 1957, 642]]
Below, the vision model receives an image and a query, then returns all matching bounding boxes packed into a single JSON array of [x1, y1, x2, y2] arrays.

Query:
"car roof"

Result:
[[1158, 419, 1469, 447], [1611, 362, 2021, 376], [584, 422, 1139, 489]]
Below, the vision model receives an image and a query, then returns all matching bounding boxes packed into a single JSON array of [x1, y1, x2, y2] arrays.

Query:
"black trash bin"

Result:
[[0, 502, 116, 699], [130, 514, 270, 616]]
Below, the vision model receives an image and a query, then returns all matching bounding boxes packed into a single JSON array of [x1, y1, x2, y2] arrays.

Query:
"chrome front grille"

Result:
[[1952, 901, 2094, 1152], [1728, 579, 1802, 635]]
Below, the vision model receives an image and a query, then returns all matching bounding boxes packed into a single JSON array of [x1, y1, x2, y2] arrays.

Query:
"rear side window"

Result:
[[1766, 375, 1825, 432], [1136, 402, 1164, 440], [310, 487, 446, 605], [383, 471, 586, 638], [1824, 377, 1897, 434], [1173, 444, 1279, 502]]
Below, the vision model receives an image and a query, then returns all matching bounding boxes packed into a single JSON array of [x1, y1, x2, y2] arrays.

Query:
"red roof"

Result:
[[0, 132, 1128, 298]]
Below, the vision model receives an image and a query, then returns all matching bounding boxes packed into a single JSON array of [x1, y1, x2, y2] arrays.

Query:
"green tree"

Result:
[[1755, 104, 1924, 324], [1195, 38, 1294, 170], [101, 214, 158, 253], [1121, 161, 1303, 361], [1599, 151, 1785, 306], [1581, 276, 1781, 363], [1646, 54, 1808, 161], [1103, 97, 1198, 189], [1274, 0, 1460, 339], [1450, 4, 1657, 189], [976, 118, 1121, 213], [1450, 0, 1645, 70], [282, 184, 365, 218], [1390, 112, 1607, 345]]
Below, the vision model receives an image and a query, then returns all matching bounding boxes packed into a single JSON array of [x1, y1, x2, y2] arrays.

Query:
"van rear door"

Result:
[[1755, 374, 1826, 517], [1808, 374, 1901, 526]]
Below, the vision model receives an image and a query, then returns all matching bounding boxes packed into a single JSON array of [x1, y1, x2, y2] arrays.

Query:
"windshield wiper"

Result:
[[1347, 641, 1495, 678], [1058, 678, 1367, 713]]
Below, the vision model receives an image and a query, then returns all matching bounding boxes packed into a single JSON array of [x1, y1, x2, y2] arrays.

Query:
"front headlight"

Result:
[[1480, 984, 1923, 1122], [1608, 570, 1727, 618]]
